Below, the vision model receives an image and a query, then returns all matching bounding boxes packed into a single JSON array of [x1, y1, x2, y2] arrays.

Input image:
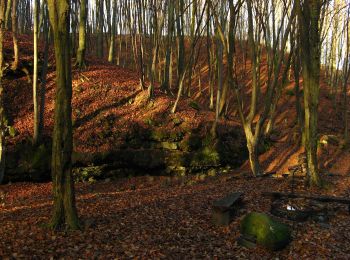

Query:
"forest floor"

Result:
[[1, 33, 350, 258], [1, 172, 350, 258]]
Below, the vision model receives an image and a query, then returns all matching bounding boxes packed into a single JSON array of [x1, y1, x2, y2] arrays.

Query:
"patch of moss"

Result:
[[149, 128, 168, 141], [240, 212, 291, 251], [73, 165, 105, 183], [144, 118, 154, 126], [169, 131, 185, 142], [8, 126, 16, 137], [191, 146, 220, 167], [172, 117, 183, 127], [179, 134, 202, 152], [189, 101, 200, 110]]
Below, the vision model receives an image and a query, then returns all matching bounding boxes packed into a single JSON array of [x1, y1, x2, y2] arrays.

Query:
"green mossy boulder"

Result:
[[240, 212, 291, 251]]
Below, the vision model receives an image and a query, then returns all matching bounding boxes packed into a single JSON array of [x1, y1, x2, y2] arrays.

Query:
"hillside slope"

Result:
[[3, 34, 350, 179]]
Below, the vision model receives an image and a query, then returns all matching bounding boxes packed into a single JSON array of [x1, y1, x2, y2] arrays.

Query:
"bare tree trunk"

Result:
[[108, 0, 117, 63], [11, 0, 19, 70], [206, 4, 214, 110], [38, 1, 50, 142], [297, 0, 322, 186], [76, 0, 87, 68], [96, 0, 104, 58], [175, 0, 185, 86], [47, 0, 80, 230], [33, 0, 40, 145], [293, 29, 304, 143], [161, 0, 174, 93], [4, 0, 11, 30], [0, 0, 6, 183], [343, 7, 350, 142]]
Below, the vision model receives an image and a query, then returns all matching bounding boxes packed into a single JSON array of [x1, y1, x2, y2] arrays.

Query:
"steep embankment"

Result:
[[3, 34, 350, 182], [4, 35, 247, 182]]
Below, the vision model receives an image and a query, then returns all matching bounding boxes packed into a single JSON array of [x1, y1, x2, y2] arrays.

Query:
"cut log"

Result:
[[212, 192, 243, 226], [262, 192, 350, 213]]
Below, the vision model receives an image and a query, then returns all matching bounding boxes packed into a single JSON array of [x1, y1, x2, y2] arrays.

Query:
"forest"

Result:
[[0, 0, 350, 258]]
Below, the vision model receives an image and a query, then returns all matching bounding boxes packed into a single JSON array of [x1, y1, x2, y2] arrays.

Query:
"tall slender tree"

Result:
[[108, 0, 117, 63], [76, 0, 87, 68], [297, 0, 323, 186], [96, 0, 104, 58], [33, 0, 40, 145], [0, 0, 5, 184], [4, 0, 11, 30], [11, 0, 18, 70], [47, 0, 80, 230], [38, 0, 50, 144], [342, 6, 350, 142]]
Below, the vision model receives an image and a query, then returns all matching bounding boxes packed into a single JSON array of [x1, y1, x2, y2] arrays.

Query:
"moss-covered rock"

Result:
[[179, 134, 202, 152], [161, 142, 179, 150], [240, 212, 291, 251], [149, 128, 169, 142], [73, 165, 106, 183], [168, 131, 184, 142], [190, 146, 220, 167]]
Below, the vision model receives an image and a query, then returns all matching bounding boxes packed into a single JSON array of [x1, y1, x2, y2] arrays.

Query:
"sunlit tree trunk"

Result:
[[76, 0, 87, 68], [172, 0, 206, 113], [47, 0, 80, 230], [175, 0, 185, 87], [206, 4, 214, 110], [161, 0, 174, 93], [33, 0, 40, 145], [0, 0, 6, 184], [4, 0, 11, 30], [343, 7, 350, 142], [297, 0, 322, 186], [108, 0, 117, 63], [11, 0, 18, 70], [211, 0, 294, 176], [136, 0, 146, 90], [293, 29, 304, 143], [185, 0, 197, 97]]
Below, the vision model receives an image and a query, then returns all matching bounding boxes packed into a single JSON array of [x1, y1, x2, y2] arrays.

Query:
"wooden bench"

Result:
[[212, 192, 243, 226], [262, 191, 350, 213]]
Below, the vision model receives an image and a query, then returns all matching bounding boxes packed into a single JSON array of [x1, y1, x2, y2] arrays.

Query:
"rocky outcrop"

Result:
[[5, 121, 248, 182]]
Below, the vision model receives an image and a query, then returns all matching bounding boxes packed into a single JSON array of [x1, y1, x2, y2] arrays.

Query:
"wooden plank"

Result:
[[213, 192, 243, 211], [212, 210, 231, 226], [212, 192, 243, 226]]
